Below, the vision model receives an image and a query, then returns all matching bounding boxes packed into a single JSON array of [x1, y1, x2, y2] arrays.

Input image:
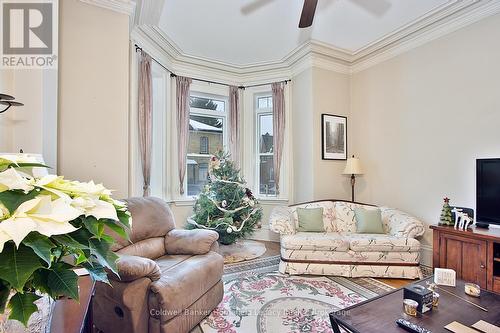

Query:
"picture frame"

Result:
[[321, 114, 347, 160]]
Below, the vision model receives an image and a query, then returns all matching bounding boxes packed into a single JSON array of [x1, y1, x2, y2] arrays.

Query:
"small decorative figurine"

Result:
[[439, 197, 453, 226]]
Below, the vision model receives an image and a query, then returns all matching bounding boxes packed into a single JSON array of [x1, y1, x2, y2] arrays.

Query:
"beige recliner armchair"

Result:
[[93, 197, 224, 333]]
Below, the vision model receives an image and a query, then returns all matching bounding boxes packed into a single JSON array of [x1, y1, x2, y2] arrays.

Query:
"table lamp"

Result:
[[343, 155, 363, 202]]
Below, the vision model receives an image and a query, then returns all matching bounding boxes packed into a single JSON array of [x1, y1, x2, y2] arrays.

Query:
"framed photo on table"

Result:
[[321, 114, 347, 160]]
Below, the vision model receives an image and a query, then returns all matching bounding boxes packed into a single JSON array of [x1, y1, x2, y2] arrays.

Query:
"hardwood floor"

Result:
[[254, 240, 416, 289]]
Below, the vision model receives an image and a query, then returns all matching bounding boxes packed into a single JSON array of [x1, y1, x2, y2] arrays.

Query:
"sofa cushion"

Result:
[[281, 232, 350, 251], [348, 234, 420, 252], [149, 251, 224, 322], [297, 207, 325, 232], [291, 201, 337, 232], [355, 207, 385, 234]]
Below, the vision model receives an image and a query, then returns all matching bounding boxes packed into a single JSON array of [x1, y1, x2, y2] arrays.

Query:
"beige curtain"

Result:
[[176, 76, 192, 195], [272, 82, 286, 195], [228, 86, 241, 167], [138, 51, 152, 197]]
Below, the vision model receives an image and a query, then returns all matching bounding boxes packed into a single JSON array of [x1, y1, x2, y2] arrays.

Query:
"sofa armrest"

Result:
[[269, 206, 295, 235], [165, 229, 219, 255], [380, 207, 425, 238], [109, 254, 161, 282]]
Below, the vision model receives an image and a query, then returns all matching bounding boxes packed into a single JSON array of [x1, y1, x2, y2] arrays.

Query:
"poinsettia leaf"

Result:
[[0, 189, 39, 213], [88, 238, 118, 276], [0, 242, 43, 290], [82, 216, 101, 238], [117, 209, 131, 229], [51, 234, 89, 250], [31, 269, 51, 295], [7, 292, 41, 326], [103, 219, 128, 241], [70, 228, 94, 245], [47, 267, 79, 301], [0, 280, 10, 313], [82, 262, 109, 284], [74, 250, 87, 266], [22, 232, 56, 267]]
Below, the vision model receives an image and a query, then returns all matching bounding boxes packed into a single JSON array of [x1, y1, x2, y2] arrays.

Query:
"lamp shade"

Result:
[[343, 156, 363, 175]]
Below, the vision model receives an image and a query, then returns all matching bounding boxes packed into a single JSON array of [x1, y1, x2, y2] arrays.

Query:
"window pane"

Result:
[[259, 155, 276, 195], [187, 156, 211, 196], [190, 96, 225, 112], [259, 114, 273, 154], [188, 115, 224, 155], [258, 96, 272, 109]]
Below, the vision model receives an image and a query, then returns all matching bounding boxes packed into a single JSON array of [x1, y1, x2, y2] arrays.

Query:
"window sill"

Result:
[[257, 197, 289, 205], [169, 198, 196, 206]]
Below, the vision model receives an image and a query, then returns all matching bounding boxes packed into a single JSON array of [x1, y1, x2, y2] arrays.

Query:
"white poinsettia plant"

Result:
[[0, 155, 131, 326]]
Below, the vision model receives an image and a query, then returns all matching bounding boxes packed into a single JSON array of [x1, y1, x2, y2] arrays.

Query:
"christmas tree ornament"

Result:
[[187, 150, 263, 245], [439, 197, 453, 226]]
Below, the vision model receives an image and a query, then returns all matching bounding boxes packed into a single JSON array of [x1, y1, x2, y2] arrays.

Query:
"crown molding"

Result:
[[131, 0, 500, 82], [79, 0, 136, 16], [352, 0, 500, 72]]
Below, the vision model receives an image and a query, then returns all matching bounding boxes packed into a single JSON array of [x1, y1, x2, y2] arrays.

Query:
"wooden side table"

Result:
[[50, 276, 95, 333], [430, 224, 500, 293]]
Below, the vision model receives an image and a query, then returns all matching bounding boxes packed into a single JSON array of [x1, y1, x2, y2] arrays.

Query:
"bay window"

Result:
[[256, 95, 276, 196], [186, 94, 227, 196]]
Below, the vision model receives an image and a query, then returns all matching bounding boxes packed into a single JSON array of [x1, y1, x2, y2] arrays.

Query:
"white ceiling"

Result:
[[159, 0, 452, 66]]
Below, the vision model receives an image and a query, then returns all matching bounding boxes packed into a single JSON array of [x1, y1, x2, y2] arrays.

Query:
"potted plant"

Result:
[[0, 154, 130, 327]]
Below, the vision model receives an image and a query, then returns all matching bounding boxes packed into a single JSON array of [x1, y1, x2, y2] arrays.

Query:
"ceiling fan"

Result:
[[299, 0, 318, 28], [242, 0, 391, 29]]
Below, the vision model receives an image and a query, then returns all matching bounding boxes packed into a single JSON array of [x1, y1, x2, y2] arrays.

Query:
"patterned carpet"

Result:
[[193, 255, 394, 333]]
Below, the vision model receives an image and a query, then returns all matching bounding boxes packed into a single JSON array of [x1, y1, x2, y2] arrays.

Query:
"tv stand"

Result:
[[431, 224, 500, 293]]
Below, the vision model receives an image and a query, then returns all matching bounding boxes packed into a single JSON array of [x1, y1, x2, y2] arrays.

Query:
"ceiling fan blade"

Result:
[[350, 0, 391, 17], [299, 0, 318, 28], [241, 0, 275, 15]]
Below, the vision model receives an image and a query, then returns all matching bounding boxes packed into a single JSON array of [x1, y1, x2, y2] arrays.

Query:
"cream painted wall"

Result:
[[0, 70, 14, 152], [291, 68, 314, 203], [290, 67, 351, 204], [0, 68, 56, 167], [312, 67, 351, 201], [58, 0, 130, 198], [350, 13, 500, 266]]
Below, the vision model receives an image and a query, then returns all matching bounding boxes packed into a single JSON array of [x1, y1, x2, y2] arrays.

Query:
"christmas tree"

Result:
[[439, 197, 453, 225], [187, 150, 263, 245]]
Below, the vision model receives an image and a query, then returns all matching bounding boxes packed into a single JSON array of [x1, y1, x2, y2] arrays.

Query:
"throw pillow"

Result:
[[297, 207, 324, 232], [355, 207, 385, 234]]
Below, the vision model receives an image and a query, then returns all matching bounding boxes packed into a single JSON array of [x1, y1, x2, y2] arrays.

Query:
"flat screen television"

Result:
[[476, 158, 500, 227]]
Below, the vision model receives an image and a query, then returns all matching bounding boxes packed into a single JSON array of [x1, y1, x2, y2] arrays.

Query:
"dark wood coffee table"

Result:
[[330, 277, 500, 333]]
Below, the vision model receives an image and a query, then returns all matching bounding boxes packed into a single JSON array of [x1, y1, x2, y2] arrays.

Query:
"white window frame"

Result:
[[185, 91, 228, 198], [255, 93, 277, 198]]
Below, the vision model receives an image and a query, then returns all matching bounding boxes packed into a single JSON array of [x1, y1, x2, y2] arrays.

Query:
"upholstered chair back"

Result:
[[112, 197, 176, 259]]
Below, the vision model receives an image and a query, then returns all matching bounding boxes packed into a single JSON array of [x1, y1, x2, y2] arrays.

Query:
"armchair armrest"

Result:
[[380, 207, 425, 238], [165, 229, 219, 255], [109, 254, 161, 282], [269, 206, 295, 235]]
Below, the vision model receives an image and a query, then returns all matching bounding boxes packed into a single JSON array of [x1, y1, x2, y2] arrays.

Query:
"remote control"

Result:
[[395, 318, 433, 333]]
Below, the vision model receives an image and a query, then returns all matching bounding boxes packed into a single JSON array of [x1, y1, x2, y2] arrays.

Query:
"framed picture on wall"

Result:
[[321, 114, 347, 160]]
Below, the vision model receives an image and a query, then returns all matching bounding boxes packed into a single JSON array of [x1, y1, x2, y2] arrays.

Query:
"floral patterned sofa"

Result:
[[269, 200, 426, 279]]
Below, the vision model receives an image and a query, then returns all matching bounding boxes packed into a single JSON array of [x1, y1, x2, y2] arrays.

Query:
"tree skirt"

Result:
[[219, 240, 267, 264], [199, 270, 392, 333]]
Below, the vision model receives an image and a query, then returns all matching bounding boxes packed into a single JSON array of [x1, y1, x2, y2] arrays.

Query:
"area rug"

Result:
[[196, 256, 394, 333], [219, 240, 267, 264]]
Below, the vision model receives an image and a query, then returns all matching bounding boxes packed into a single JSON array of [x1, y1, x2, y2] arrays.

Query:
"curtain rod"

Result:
[[135, 44, 291, 89]]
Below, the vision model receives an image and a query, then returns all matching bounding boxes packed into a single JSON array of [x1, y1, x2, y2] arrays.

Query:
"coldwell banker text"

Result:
[[1, 0, 58, 69]]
